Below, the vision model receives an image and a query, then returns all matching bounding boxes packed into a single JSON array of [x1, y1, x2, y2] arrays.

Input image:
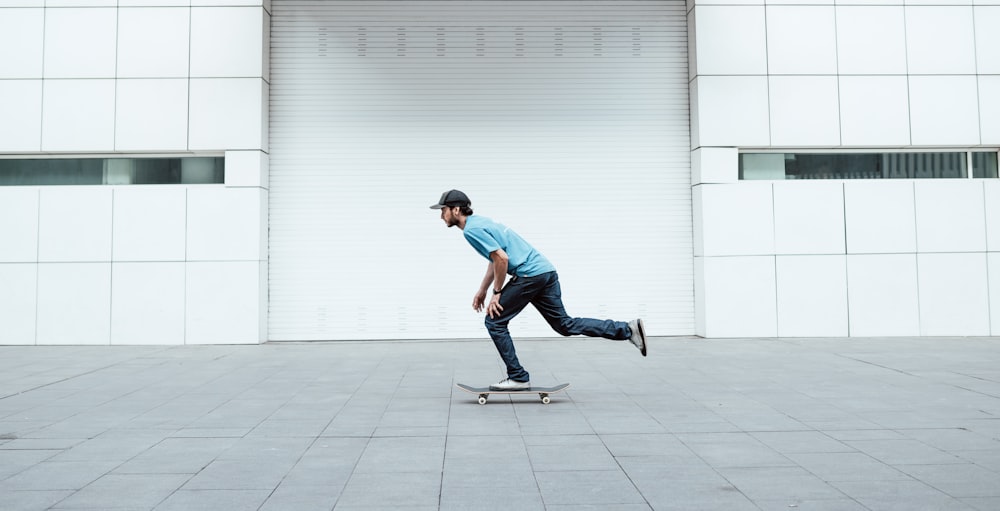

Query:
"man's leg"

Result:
[[531, 272, 631, 340], [484, 275, 538, 382]]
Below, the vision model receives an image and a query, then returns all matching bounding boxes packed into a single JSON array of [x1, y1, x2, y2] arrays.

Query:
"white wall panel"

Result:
[[768, 76, 840, 147], [914, 180, 986, 253], [225, 150, 269, 188], [917, 253, 990, 336], [694, 183, 774, 256], [115, 79, 189, 151], [765, 6, 837, 75], [987, 181, 1000, 252], [909, 76, 981, 146], [981, 76, 1000, 144], [111, 262, 185, 344], [0, 0, 42, 6], [187, 187, 265, 261], [0, 189, 39, 263], [186, 261, 265, 344], [692, 147, 737, 184], [697, 256, 777, 337], [905, 7, 977, 75], [190, 7, 266, 78], [47, 0, 116, 6], [41, 79, 115, 151], [844, 181, 916, 254], [116, 7, 190, 78], [839, 76, 910, 146], [0, 264, 37, 345], [189, 78, 266, 150], [773, 182, 845, 255], [38, 188, 113, 262], [776, 255, 848, 337], [692, 76, 770, 147], [990, 254, 1000, 336], [689, 6, 766, 75], [112, 187, 187, 262], [0, 8, 43, 78], [119, 0, 187, 6], [847, 254, 920, 337], [976, 7, 1000, 73], [36, 263, 112, 345], [836, 7, 906, 75], [43, 8, 117, 78], [0, 80, 42, 151]]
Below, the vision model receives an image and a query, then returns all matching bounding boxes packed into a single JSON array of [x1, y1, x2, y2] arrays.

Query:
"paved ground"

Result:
[[0, 337, 999, 510]]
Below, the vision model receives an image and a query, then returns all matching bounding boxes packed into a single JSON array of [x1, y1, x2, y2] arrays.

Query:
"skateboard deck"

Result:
[[456, 383, 570, 405]]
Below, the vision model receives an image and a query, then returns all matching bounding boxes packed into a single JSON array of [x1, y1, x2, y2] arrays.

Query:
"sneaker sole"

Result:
[[637, 318, 647, 357]]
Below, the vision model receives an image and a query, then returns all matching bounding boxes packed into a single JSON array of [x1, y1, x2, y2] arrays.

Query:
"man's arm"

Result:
[[472, 249, 509, 317]]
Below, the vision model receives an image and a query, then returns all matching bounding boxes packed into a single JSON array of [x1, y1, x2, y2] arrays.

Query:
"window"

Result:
[[0, 157, 225, 186], [739, 151, 999, 180]]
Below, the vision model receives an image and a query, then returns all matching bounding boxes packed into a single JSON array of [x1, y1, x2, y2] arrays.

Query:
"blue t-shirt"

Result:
[[463, 215, 555, 277]]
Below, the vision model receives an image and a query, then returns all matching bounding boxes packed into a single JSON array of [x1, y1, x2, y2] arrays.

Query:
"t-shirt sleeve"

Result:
[[464, 227, 502, 259]]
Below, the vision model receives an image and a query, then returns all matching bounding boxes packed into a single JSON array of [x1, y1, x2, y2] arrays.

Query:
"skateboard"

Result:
[[456, 383, 570, 405]]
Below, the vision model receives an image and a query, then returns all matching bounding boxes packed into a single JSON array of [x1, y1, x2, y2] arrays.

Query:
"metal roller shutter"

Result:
[[269, 0, 692, 340]]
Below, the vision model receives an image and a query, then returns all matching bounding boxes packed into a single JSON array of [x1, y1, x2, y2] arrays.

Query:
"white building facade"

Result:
[[0, 0, 996, 345]]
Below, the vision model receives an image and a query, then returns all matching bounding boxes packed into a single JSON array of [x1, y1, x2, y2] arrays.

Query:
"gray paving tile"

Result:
[[717, 466, 848, 501], [52, 474, 188, 509], [754, 499, 868, 511], [535, 470, 645, 506], [786, 452, 911, 482], [336, 471, 442, 508], [0, 461, 119, 491], [153, 489, 272, 511], [899, 463, 1000, 498], [0, 490, 74, 511], [257, 484, 343, 511]]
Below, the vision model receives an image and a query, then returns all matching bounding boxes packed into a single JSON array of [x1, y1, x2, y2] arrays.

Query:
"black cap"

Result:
[[430, 189, 471, 209]]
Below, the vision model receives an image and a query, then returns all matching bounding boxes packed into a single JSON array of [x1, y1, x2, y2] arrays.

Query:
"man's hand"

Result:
[[486, 293, 504, 319], [473, 290, 487, 312]]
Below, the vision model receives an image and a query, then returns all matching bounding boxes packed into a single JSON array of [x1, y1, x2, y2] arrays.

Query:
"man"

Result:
[[431, 189, 647, 390]]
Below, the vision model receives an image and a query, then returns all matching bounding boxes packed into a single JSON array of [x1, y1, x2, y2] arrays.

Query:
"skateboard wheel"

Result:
[[478, 395, 487, 405], [541, 394, 550, 404]]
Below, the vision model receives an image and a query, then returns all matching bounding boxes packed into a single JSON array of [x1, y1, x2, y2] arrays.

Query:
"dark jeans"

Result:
[[484, 271, 630, 382]]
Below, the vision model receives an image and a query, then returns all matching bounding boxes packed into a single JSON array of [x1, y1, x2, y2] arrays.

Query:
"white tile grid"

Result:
[[115, 79, 189, 151], [772, 181, 845, 255], [41, 79, 116, 152], [0, 189, 40, 263], [690, 6, 768, 76], [847, 254, 921, 337], [768, 76, 840, 147], [775, 255, 849, 337], [0, 80, 42, 151], [0, 264, 37, 345], [765, 6, 838, 75], [836, 6, 907, 75], [116, 7, 190, 78], [0, 7, 43, 78], [691, 76, 770, 148], [980, 76, 1000, 144], [43, 8, 117, 78], [905, 6, 977, 75], [916, 253, 991, 336], [838, 76, 911, 146], [908, 76, 981, 146], [699, 255, 778, 338], [913, 180, 987, 254]]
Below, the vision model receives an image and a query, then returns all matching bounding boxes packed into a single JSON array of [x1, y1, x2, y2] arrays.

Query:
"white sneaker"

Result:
[[490, 378, 530, 391], [628, 318, 647, 357]]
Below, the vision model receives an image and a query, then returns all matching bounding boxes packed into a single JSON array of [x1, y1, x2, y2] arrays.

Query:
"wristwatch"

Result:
[[493, 288, 502, 295]]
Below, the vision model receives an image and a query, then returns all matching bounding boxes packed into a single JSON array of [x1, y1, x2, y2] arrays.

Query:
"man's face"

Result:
[[440, 206, 460, 228]]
